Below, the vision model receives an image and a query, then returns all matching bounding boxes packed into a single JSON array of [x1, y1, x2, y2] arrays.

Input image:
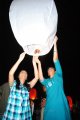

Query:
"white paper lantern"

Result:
[[9, 0, 58, 56]]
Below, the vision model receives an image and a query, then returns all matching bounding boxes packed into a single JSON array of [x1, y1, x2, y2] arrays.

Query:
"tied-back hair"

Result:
[[16, 78, 30, 91]]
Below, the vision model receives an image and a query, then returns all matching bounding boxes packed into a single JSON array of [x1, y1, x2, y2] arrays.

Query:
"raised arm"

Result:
[[9, 52, 26, 86], [53, 36, 58, 62], [53, 36, 62, 75], [36, 57, 44, 81], [29, 56, 38, 88]]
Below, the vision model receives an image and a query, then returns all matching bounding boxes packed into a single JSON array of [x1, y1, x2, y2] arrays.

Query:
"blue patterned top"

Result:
[[2, 81, 32, 120]]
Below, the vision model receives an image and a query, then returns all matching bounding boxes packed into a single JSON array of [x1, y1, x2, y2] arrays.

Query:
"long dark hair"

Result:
[[16, 78, 30, 91]]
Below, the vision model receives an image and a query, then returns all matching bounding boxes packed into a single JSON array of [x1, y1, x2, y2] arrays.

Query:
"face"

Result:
[[48, 67, 55, 77], [43, 86, 46, 92], [18, 70, 28, 84]]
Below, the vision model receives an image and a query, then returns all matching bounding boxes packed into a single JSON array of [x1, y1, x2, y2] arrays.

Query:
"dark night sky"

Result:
[[0, 0, 79, 101]]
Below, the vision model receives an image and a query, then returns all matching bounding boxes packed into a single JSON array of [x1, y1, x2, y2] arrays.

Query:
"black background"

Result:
[[0, 0, 80, 102]]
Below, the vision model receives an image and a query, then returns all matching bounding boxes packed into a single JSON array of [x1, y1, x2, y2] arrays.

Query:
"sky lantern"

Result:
[[67, 96, 73, 110], [29, 88, 37, 100], [9, 0, 58, 56]]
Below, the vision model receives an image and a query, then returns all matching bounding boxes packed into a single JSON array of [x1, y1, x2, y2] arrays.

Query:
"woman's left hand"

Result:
[[32, 56, 39, 64]]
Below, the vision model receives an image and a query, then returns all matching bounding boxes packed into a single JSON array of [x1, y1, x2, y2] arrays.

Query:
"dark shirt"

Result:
[[0, 83, 10, 115]]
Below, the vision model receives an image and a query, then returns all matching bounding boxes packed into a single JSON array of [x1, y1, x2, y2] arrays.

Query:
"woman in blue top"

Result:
[[36, 36, 71, 120], [2, 52, 38, 120]]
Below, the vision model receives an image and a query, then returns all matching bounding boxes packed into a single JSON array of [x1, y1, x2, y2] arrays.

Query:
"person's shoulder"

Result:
[[9, 80, 16, 88], [3, 82, 9, 87]]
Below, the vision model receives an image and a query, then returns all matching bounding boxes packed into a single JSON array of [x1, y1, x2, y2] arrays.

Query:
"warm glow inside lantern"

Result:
[[9, 0, 58, 56], [29, 88, 37, 100]]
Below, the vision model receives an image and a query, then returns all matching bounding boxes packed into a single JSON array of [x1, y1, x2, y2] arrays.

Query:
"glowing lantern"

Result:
[[67, 96, 73, 110], [29, 88, 37, 100], [9, 0, 58, 56]]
